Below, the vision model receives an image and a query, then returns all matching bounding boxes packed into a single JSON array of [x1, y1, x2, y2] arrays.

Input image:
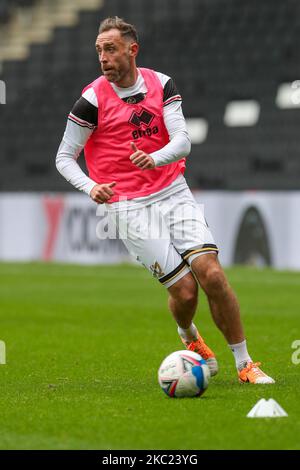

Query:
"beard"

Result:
[[101, 61, 130, 84]]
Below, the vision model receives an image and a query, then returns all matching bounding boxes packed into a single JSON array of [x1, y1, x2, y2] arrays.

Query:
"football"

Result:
[[158, 350, 210, 398]]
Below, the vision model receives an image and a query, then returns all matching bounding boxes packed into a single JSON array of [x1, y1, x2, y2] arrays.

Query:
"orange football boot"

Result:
[[180, 332, 218, 377], [238, 361, 275, 384]]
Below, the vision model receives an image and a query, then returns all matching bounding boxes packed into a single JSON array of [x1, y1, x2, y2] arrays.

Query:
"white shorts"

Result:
[[108, 185, 218, 288]]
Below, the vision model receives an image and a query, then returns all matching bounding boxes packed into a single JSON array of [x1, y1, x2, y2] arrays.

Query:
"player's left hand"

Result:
[[129, 142, 155, 170]]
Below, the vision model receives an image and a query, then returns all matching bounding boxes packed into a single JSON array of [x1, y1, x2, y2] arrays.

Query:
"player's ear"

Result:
[[129, 42, 139, 57]]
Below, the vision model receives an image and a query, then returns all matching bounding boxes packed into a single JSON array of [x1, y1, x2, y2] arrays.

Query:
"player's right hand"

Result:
[[90, 182, 116, 204]]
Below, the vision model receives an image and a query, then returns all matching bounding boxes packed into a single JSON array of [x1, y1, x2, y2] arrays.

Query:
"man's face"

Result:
[[95, 29, 136, 84]]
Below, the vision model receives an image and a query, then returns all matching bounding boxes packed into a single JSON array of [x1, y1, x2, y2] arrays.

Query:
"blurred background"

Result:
[[0, 0, 300, 268]]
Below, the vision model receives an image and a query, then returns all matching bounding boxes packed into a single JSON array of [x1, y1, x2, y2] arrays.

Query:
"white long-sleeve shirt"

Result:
[[56, 70, 191, 198]]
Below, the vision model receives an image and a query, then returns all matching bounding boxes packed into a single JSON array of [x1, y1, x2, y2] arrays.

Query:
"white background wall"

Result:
[[0, 191, 299, 269]]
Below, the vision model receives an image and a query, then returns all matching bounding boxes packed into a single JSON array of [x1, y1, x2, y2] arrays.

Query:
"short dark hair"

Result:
[[98, 16, 139, 43]]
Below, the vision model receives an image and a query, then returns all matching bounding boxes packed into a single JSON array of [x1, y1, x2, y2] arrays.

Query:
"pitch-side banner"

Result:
[[0, 191, 299, 269]]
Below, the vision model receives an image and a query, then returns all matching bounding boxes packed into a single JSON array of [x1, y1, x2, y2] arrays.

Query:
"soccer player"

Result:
[[56, 16, 274, 384]]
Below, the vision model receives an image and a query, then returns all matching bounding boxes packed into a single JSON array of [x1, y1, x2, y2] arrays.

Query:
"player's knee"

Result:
[[200, 265, 227, 296], [169, 273, 198, 308]]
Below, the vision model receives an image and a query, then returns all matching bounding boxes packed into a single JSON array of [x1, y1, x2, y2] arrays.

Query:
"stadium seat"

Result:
[[0, 0, 300, 190]]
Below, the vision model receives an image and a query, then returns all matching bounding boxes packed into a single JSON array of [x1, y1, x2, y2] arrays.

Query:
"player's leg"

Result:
[[167, 272, 218, 377], [190, 253, 244, 344], [163, 185, 274, 384], [166, 271, 198, 330], [158, 188, 219, 375], [112, 202, 218, 375], [189, 253, 274, 383]]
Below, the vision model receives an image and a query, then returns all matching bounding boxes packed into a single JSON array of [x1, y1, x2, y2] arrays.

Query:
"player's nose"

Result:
[[100, 51, 108, 63]]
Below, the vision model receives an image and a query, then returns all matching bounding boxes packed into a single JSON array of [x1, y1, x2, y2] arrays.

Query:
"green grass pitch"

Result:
[[0, 262, 299, 450]]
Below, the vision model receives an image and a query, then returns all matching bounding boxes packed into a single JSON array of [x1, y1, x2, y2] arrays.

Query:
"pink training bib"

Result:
[[83, 68, 186, 202]]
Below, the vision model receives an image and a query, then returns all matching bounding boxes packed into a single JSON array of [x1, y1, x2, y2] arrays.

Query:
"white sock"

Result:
[[229, 339, 252, 370], [178, 323, 198, 342]]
